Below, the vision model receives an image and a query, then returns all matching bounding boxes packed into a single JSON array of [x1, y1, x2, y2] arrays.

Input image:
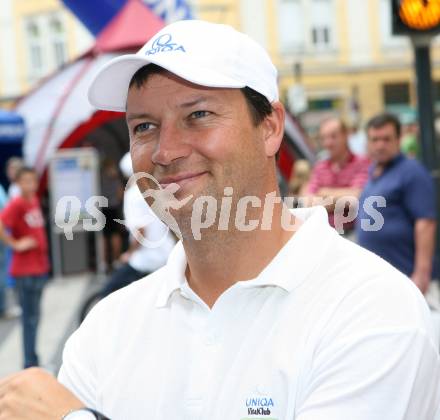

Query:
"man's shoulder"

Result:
[[321, 236, 432, 331], [86, 267, 167, 324], [332, 235, 410, 289], [5, 196, 24, 208], [393, 157, 434, 191], [398, 156, 429, 175], [60, 266, 172, 385], [0, 196, 24, 221]]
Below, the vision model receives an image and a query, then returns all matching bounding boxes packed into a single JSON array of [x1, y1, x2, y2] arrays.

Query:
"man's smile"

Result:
[[158, 171, 208, 189]]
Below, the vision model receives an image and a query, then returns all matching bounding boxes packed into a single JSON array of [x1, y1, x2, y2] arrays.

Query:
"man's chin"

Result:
[[172, 186, 218, 219], [373, 155, 389, 165]]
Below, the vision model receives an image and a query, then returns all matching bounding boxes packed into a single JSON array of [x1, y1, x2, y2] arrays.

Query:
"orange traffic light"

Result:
[[392, 0, 440, 34], [399, 0, 440, 30]]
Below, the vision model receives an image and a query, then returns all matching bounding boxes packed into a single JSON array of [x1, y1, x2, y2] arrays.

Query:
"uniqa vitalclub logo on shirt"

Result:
[[145, 34, 186, 56], [240, 396, 277, 419]]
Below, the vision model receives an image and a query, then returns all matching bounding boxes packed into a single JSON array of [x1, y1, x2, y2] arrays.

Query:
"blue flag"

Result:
[[141, 0, 193, 22]]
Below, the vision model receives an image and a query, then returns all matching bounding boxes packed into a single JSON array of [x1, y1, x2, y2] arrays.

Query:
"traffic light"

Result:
[[392, 0, 440, 35]]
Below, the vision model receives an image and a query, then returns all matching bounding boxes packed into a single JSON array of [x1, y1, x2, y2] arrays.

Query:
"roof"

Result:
[[92, 0, 164, 54]]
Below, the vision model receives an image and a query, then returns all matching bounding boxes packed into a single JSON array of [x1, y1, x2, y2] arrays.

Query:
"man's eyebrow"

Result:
[[126, 112, 154, 122], [179, 95, 219, 108], [126, 96, 221, 121]]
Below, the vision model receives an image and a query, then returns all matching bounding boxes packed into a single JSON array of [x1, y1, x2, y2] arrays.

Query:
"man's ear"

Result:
[[262, 102, 285, 158]]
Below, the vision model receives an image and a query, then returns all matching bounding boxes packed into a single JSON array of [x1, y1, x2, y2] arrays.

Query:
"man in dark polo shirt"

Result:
[[357, 112, 437, 295]]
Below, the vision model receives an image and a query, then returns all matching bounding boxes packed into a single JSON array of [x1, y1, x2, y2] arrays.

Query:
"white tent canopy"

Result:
[[17, 55, 117, 173], [15, 0, 164, 175]]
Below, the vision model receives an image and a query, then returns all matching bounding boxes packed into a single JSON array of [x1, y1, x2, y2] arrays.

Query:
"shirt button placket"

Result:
[[185, 305, 215, 420]]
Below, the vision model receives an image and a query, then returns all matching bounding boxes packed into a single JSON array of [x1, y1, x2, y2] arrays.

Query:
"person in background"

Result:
[[288, 159, 311, 197], [303, 117, 369, 235], [100, 158, 125, 270], [400, 115, 420, 159], [6, 156, 24, 199], [100, 153, 175, 296], [357, 113, 436, 295], [0, 167, 49, 367], [348, 123, 368, 156], [0, 183, 8, 318], [2, 158, 24, 318]]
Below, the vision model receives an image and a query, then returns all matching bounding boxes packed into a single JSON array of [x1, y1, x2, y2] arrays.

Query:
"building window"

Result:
[[50, 18, 66, 67], [278, 0, 305, 53], [311, 26, 330, 46], [309, 0, 334, 51], [25, 14, 68, 82], [383, 82, 410, 106], [308, 97, 341, 111], [26, 21, 43, 77]]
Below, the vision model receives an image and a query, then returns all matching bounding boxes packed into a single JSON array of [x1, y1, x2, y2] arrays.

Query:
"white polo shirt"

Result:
[[59, 207, 440, 420]]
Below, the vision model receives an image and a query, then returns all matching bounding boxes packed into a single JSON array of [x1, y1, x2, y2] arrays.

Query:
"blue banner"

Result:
[[62, 0, 193, 35], [0, 110, 24, 190], [0, 110, 25, 144]]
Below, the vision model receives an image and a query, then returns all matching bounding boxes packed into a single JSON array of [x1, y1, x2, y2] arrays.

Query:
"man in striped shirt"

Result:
[[304, 117, 369, 234]]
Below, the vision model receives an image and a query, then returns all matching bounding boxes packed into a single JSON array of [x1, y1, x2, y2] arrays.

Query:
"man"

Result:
[[0, 21, 439, 420], [0, 167, 49, 368], [357, 113, 437, 295], [305, 117, 369, 233]]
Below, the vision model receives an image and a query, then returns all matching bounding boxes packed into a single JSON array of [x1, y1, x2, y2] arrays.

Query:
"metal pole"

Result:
[[50, 229, 62, 279], [412, 38, 438, 171], [412, 36, 440, 274]]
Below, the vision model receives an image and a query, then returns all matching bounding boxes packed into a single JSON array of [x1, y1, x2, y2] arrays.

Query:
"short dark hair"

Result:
[[366, 112, 401, 138], [128, 64, 273, 126], [16, 166, 36, 181]]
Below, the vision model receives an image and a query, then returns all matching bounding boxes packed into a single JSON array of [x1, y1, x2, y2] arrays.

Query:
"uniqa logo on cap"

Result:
[[145, 33, 186, 56]]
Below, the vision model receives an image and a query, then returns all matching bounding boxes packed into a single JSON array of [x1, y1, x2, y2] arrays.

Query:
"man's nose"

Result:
[[151, 124, 192, 166]]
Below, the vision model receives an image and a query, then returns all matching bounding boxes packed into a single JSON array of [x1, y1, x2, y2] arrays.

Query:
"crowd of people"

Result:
[[290, 112, 437, 297]]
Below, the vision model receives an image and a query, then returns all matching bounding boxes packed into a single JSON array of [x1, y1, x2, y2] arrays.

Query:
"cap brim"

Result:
[[88, 54, 246, 112]]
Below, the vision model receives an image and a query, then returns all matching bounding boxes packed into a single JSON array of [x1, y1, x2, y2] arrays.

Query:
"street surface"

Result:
[[0, 274, 94, 377]]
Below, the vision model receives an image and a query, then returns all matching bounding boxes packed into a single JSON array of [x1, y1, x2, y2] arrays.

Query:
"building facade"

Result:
[[2, 0, 440, 134], [194, 0, 440, 134], [0, 0, 93, 107]]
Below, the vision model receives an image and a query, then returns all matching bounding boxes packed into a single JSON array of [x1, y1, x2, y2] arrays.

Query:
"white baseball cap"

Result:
[[88, 20, 279, 112]]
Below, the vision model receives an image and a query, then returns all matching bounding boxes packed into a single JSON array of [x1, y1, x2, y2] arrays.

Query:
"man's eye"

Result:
[[133, 122, 153, 134], [190, 110, 210, 119]]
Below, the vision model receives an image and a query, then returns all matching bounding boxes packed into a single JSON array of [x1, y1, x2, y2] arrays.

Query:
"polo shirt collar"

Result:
[[155, 206, 335, 308], [155, 241, 187, 307], [370, 152, 405, 177], [245, 206, 334, 292]]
